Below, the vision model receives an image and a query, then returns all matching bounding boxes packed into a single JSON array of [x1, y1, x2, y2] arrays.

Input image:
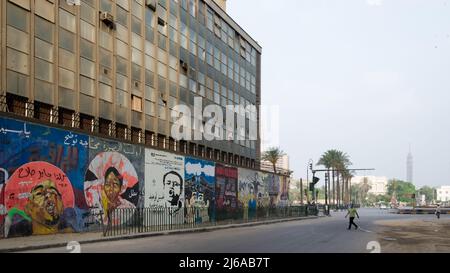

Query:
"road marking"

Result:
[[359, 228, 374, 233]]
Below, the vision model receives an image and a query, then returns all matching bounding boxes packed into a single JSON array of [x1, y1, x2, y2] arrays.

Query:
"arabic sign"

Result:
[[4, 161, 75, 211], [0, 116, 89, 196]]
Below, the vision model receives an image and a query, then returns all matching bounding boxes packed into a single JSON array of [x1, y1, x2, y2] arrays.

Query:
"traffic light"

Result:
[[309, 163, 313, 170], [310, 176, 320, 191], [313, 176, 320, 184]]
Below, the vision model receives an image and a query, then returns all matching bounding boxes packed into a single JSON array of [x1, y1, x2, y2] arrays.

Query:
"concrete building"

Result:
[[213, 0, 226, 11], [351, 176, 388, 196], [0, 0, 261, 169], [436, 186, 450, 202]]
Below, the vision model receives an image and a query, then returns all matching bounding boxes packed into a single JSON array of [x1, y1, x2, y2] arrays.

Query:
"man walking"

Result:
[[345, 204, 359, 230], [435, 204, 441, 219]]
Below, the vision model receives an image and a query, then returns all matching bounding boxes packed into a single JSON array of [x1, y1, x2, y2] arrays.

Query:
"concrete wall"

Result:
[[0, 115, 289, 238]]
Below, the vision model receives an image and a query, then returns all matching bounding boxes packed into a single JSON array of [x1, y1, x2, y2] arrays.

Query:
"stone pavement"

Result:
[[0, 215, 323, 253]]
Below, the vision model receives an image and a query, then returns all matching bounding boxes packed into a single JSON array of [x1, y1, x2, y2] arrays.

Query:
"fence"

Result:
[[103, 205, 318, 237]]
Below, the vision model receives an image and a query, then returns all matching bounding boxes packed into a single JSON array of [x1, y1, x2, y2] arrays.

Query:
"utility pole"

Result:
[[300, 178, 303, 205]]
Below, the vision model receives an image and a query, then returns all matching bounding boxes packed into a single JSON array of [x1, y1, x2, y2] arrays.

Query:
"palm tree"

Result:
[[317, 150, 352, 207], [317, 151, 335, 206], [341, 169, 354, 205], [261, 147, 285, 174]]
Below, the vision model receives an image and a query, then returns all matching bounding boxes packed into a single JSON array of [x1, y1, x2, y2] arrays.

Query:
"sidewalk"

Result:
[[0, 215, 322, 253]]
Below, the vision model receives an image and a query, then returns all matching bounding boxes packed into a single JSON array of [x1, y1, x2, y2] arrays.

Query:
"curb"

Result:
[[0, 216, 323, 253]]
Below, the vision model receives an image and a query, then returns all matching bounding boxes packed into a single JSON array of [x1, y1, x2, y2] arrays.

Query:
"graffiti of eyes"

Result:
[[104, 182, 120, 191], [166, 180, 180, 188]]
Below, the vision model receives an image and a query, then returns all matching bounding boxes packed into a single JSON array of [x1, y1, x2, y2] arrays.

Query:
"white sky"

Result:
[[228, 0, 450, 187]]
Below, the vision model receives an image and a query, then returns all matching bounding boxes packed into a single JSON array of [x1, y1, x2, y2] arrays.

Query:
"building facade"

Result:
[[351, 176, 388, 196], [436, 186, 450, 202], [0, 0, 261, 169]]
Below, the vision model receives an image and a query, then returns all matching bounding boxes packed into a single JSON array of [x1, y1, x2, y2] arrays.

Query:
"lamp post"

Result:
[[325, 172, 329, 215]]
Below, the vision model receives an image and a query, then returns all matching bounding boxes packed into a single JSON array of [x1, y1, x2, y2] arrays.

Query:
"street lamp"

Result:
[[325, 172, 329, 215]]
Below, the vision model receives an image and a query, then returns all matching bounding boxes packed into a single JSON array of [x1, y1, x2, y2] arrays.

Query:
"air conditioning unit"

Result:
[[180, 60, 188, 71], [146, 0, 157, 11], [100, 11, 115, 28]]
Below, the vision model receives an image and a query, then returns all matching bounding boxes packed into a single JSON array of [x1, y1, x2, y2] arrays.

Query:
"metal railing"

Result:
[[103, 205, 318, 237]]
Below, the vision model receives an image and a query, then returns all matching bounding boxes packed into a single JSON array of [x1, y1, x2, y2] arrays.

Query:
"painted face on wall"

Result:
[[25, 180, 64, 227], [163, 172, 182, 206], [103, 167, 123, 204]]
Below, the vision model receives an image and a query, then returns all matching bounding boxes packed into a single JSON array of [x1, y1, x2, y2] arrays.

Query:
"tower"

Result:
[[406, 146, 413, 183]]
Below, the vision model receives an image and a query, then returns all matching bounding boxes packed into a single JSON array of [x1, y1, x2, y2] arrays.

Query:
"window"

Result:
[[132, 95, 143, 112], [59, 68, 75, 90], [8, 26, 30, 54], [117, 6, 129, 27], [81, 21, 96, 42], [59, 28, 75, 52], [59, 9, 76, 33], [35, 16, 53, 43], [7, 3, 29, 33], [35, 58, 53, 82], [132, 16, 142, 35], [7, 48, 29, 75], [116, 89, 128, 107]]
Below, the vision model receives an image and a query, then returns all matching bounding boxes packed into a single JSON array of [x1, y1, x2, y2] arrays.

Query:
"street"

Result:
[[22, 208, 449, 253]]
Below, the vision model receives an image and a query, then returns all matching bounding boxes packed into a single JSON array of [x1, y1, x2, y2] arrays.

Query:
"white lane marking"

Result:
[[359, 228, 374, 233]]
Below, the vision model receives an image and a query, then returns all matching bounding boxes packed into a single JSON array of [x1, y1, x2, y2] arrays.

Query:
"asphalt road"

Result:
[[24, 208, 448, 253]]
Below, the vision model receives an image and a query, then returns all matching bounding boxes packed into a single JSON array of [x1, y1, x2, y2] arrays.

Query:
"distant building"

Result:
[[351, 176, 388, 196], [436, 186, 450, 202], [406, 147, 413, 183]]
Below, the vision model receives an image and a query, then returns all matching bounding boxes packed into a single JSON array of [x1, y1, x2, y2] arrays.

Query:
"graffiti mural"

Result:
[[144, 149, 184, 224], [237, 169, 260, 220], [184, 157, 215, 224], [0, 116, 89, 236], [84, 137, 144, 226], [278, 176, 290, 207], [3, 162, 76, 237], [264, 172, 281, 207], [215, 164, 238, 221]]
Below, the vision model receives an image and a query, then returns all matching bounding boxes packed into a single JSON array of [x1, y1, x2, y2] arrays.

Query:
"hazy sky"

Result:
[[228, 0, 450, 187]]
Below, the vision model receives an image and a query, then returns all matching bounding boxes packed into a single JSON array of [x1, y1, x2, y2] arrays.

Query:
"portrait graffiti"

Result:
[[144, 149, 185, 220], [265, 173, 281, 207], [3, 162, 76, 237], [238, 169, 264, 220], [0, 116, 89, 236], [84, 151, 140, 226], [215, 164, 238, 221]]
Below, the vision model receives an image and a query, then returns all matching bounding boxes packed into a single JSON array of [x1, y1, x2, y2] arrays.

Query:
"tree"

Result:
[[317, 149, 352, 206], [387, 179, 416, 203], [360, 177, 371, 204], [418, 186, 435, 204], [261, 147, 285, 174]]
